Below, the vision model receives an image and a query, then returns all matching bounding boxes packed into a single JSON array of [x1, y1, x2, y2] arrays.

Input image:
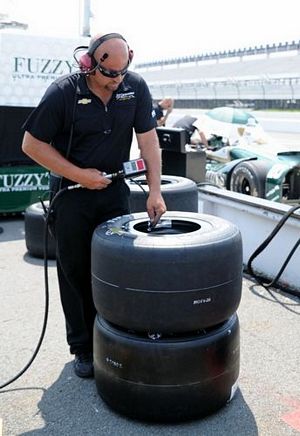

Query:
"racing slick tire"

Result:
[[126, 175, 198, 213], [91, 211, 243, 333], [229, 160, 271, 198], [24, 201, 56, 259], [93, 313, 240, 422]]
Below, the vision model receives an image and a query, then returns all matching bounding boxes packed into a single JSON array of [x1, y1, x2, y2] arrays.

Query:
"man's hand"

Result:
[[146, 193, 167, 227], [78, 168, 112, 190]]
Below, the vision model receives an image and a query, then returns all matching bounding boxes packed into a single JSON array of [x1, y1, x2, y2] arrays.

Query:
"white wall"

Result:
[[198, 186, 300, 292]]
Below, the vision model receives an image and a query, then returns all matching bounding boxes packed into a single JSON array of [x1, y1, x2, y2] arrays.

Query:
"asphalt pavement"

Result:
[[0, 215, 299, 436]]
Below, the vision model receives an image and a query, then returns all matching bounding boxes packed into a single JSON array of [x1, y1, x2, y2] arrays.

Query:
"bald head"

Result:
[[86, 33, 132, 90], [88, 33, 129, 67]]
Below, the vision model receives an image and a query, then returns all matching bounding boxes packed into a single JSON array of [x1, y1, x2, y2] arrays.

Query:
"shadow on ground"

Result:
[[20, 363, 258, 436]]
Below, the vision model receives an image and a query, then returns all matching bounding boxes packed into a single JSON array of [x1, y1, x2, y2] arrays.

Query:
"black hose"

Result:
[[128, 177, 148, 198], [0, 186, 73, 390], [247, 204, 300, 295], [0, 211, 52, 389]]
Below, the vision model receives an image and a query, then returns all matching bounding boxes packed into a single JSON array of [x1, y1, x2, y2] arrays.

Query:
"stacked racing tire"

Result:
[[91, 211, 242, 422]]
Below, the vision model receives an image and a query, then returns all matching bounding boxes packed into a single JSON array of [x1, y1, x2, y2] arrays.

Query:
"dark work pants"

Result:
[[52, 180, 130, 355]]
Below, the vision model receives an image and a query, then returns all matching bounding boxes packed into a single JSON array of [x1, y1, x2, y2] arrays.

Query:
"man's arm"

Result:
[[197, 129, 209, 147], [157, 108, 172, 127], [22, 131, 111, 190], [136, 128, 166, 225], [156, 99, 174, 127], [192, 117, 208, 147]]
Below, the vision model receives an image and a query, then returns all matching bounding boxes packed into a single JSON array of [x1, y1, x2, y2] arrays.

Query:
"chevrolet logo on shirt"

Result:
[[78, 98, 92, 105]]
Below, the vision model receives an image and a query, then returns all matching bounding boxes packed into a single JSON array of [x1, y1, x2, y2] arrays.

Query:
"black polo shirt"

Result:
[[23, 71, 157, 173]]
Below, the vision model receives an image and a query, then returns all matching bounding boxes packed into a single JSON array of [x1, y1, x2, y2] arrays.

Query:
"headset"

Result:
[[74, 32, 134, 74]]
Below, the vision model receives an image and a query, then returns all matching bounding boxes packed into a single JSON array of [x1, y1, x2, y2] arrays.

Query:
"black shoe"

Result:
[[74, 352, 94, 378]]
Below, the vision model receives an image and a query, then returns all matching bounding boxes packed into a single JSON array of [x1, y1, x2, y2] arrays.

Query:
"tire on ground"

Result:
[[92, 211, 243, 332], [126, 175, 198, 213], [24, 201, 56, 259], [94, 314, 240, 422], [229, 160, 271, 198]]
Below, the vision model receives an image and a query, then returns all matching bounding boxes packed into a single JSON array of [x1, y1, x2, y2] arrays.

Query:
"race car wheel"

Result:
[[24, 201, 56, 259], [126, 175, 198, 213], [94, 314, 240, 422], [91, 211, 242, 332], [229, 160, 271, 198]]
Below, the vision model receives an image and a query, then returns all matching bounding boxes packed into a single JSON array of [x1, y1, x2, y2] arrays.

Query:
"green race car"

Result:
[[157, 126, 300, 204], [204, 139, 300, 203]]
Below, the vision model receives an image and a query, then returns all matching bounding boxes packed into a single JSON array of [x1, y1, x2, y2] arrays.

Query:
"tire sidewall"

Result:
[[24, 201, 56, 259], [92, 212, 243, 331], [230, 164, 259, 196], [230, 160, 270, 197]]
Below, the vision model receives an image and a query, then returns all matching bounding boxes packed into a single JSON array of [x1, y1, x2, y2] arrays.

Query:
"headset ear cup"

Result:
[[129, 49, 134, 63], [79, 53, 93, 72]]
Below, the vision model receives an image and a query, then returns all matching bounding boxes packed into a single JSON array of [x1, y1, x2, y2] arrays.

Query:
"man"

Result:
[[22, 33, 166, 378], [173, 114, 208, 147], [153, 97, 174, 126]]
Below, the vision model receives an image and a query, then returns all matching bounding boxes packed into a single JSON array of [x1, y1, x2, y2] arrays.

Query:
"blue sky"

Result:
[[2, 0, 299, 63]]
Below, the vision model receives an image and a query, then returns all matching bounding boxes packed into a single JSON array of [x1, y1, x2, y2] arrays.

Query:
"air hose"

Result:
[[0, 185, 77, 390], [247, 204, 300, 297]]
